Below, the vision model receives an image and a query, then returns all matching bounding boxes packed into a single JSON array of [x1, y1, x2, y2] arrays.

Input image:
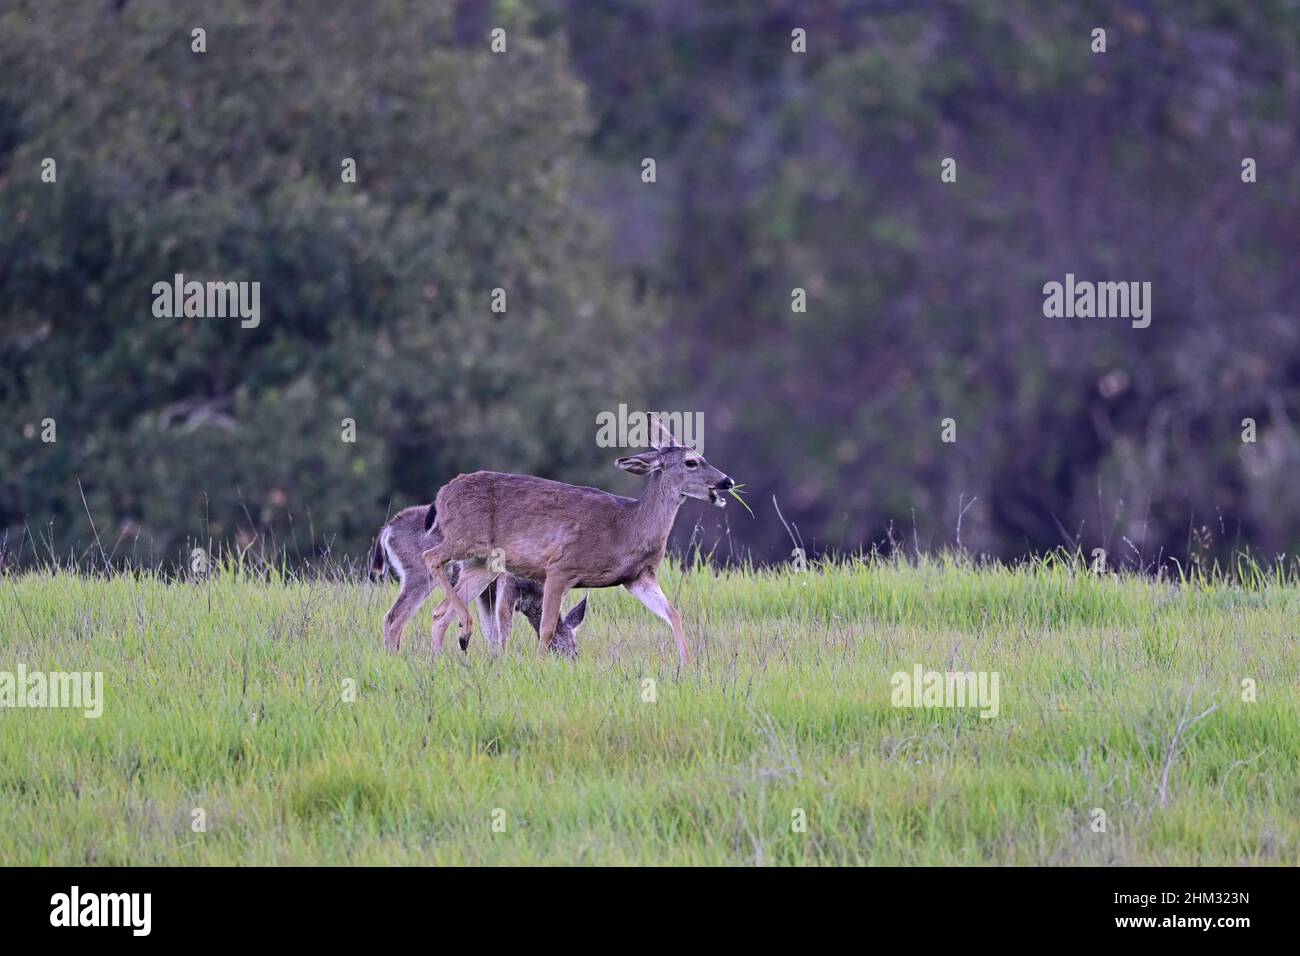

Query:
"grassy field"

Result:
[[1, 556, 1298, 865]]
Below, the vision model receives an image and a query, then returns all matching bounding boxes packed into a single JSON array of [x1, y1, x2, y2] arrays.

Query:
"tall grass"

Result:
[[1, 554, 1297, 864]]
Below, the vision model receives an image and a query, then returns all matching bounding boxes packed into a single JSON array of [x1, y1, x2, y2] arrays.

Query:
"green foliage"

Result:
[[540, 0, 1300, 564], [0, 0, 656, 566], [3, 0, 1300, 569]]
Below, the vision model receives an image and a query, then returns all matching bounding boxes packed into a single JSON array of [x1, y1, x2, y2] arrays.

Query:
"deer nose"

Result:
[[717, 476, 735, 490]]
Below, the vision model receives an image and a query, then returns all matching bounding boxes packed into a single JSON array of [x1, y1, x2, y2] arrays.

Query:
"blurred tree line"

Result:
[[0, 0, 655, 568], [2, 0, 1299, 571]]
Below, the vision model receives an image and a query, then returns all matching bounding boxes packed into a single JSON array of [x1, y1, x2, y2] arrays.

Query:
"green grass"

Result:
[[1, 554, 1298, 865]]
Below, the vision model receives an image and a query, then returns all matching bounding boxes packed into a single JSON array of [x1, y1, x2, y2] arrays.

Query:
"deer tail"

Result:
[[370, 532, 387, 580], [424, 502, 438, 531]]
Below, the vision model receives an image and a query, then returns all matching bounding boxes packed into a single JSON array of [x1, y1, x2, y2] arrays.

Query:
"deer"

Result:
[[372, 505, 588, 656], [420, 423, 734, 666]]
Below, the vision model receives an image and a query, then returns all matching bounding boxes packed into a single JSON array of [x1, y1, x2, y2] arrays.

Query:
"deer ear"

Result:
[[564, 596, 588, 630], [616, 454, 659, 475]]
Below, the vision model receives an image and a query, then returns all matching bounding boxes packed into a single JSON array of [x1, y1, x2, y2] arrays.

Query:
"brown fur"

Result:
[[375, 505, 585, 656], [420, 445, 733, 665]]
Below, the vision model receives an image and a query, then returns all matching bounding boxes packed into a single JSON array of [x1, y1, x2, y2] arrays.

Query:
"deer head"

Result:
[[615, 412, 734, 507], [615, 445, 735, 507], [545, 595, 589, 658]]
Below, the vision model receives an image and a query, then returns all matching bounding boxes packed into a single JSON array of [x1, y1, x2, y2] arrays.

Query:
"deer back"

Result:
[[434, 471, 648, 582]]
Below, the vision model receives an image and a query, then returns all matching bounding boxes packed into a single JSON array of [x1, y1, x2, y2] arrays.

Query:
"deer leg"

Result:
[[379, 533, 435, 652], [423, 546, 473, 642], [492, 576, 518, 653], [431, 563, 498, 653], [382, 573, 433, 652], [536, 573, 573, 657], [455, 564, 499, 651], [473, 582, 499, 652], [430, 602, 456, 653], [458, 565, 501, 652], [625, 574, 690, 666]]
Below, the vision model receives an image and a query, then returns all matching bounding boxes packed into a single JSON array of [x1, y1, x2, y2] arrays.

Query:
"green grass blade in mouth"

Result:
[[727, 483, 754, 517]]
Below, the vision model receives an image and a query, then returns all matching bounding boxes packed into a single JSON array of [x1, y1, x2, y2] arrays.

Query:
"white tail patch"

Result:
[[380, 527, 406, 585]]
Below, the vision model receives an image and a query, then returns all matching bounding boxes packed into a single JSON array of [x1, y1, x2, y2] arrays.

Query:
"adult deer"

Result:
[[373, 505, 587, 655], [421, 431, 734, 665]]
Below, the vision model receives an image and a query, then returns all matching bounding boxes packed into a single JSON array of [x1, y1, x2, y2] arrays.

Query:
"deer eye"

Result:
[[684, 459, 698, 469]]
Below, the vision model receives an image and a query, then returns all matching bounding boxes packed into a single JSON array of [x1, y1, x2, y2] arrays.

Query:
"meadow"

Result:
[[1, 555, 1297, 865]]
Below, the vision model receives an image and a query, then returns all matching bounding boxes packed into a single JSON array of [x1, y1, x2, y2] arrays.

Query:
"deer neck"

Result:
[[630, 471, 684, 553]]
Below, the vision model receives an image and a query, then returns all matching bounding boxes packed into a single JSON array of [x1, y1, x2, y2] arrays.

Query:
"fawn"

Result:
[[372, 505, 587, 656]]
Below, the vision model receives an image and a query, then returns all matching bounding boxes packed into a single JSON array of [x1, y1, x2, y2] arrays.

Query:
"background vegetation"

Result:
[[3, 0, 1300, 568]]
